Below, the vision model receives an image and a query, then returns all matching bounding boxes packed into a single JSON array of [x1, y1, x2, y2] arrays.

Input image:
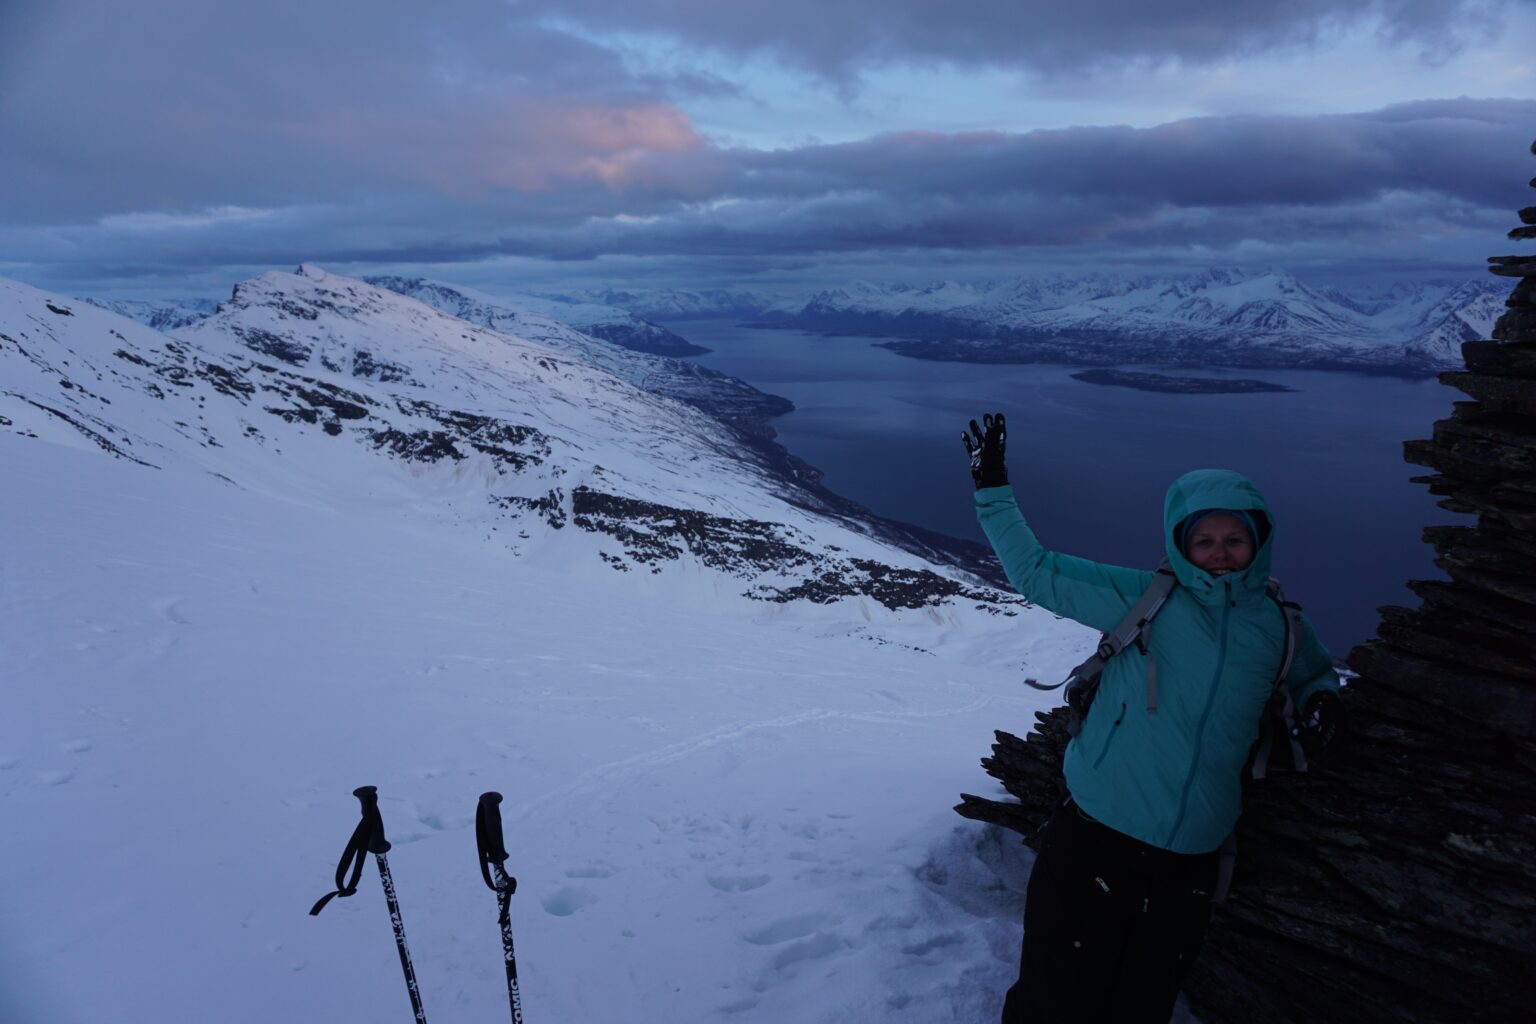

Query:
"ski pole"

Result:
[[476, 791, 525, 1024], [309, 786, 429, 1024]]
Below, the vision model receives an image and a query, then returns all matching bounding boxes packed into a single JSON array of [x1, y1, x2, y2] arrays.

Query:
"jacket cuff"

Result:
[[1291, 670, 1340, 711]]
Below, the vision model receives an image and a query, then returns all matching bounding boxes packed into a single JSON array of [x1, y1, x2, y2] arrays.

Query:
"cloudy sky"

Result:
[[2, 0, 1533, 299]]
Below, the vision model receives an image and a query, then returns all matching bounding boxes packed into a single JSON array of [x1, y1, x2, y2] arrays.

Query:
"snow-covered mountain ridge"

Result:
[[752, 269, 1502, 373], [1, 265, 1010, 611], [82, 295, 219, 331], [366, 277, 709, 358], [547, 286, 787, 321], [84, 283, 706, 357], [90, 268, 1496, 375], [363, 276, 792, 428]]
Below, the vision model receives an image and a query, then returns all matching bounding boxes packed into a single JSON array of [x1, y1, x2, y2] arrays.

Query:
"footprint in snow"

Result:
[[541, 887, 595, 917], [415, 809, 472, 832], [742, 912, 840, 946], [707, 874, 771, 893], [152, 598, 191, 625], [60, 740, 92, 754], [718, 996, 758, 1014], [36, 769, 75, 786], [0, 756, 20, 770], [563, 863, 616, 880], [770, 933, 844, 971], [901, 931, 967, 957]]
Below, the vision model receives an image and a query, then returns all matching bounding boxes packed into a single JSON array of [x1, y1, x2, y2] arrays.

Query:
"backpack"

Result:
[[1025, 558, 1310, 779], [1023, 561, 1311, 900]]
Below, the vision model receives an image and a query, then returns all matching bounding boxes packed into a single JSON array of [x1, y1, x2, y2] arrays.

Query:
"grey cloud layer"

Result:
[[733, 100, 1529, 210], [0, 0, 709, 222], [6, 98, 1527, 280], [4, 0, 1518, 225], [530, 0, 1508, 77], [1, 1, 1528, 286]]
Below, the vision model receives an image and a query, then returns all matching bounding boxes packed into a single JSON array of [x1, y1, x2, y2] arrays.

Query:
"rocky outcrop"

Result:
[[570, 485, 1025, 612], [955, 141, 1536, 1023]]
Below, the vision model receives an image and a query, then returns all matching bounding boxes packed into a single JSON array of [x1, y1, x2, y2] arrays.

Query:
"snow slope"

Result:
[[0, 267, 1108, 1023], [366, 277, 708, 358], [365, 276, 791, 423]]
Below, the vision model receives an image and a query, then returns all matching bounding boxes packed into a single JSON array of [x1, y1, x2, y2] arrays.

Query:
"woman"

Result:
[[962, 412, 1343, 1024]]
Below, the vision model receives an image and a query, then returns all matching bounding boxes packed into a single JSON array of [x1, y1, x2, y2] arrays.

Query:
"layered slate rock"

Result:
[[955, 141, 1536, 1023]]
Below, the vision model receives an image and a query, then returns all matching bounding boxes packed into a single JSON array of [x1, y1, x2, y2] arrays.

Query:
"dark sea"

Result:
[[670, 318, 1467, 656]]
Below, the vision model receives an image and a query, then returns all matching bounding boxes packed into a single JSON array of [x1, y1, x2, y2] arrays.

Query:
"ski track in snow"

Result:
[[509, 695, 996, 825]]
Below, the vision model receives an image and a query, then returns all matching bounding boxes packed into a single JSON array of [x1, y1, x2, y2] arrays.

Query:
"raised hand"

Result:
[[961, 412, 1008, 489]]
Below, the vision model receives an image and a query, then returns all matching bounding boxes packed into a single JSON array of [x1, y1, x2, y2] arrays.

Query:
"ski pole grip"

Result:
[[353, 785, 392, 854], [477, 791, 509, 863]]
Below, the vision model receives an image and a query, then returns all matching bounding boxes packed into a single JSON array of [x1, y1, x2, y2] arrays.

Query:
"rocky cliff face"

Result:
[[955, 142, 1536, 1023]]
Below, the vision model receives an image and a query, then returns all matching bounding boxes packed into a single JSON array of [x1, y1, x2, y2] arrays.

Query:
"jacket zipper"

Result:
[[1092, 702, 1127, 769], [1167, 580, 1232, 846]]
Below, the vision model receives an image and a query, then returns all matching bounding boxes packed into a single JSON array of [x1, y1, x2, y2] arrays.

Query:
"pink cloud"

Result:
[[277, 97, 708, 197]]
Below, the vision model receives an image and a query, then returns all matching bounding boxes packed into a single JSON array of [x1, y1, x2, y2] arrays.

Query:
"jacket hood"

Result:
[[1163, 468, 1274, 597]]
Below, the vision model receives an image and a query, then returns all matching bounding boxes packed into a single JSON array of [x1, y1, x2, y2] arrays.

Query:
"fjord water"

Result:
[[676, 319, 1466, 654]]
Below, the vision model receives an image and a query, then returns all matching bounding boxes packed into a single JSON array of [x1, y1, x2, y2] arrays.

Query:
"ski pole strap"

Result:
[[1022, 675, 1067, 692], [476, 791, 516, 895], [310, 786, 391, 916]]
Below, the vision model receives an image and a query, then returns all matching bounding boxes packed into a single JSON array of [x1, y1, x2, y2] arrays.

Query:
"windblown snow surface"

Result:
[[0, 269, 1136, 1023]]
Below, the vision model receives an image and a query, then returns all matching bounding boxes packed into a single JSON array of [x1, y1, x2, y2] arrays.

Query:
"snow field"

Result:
[[0, 433, 1093, 1023]]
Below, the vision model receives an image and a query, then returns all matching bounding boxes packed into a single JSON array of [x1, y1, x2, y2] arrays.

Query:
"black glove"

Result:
[[1296, 692, 1345, 761], [962, 413, 1008, 489]]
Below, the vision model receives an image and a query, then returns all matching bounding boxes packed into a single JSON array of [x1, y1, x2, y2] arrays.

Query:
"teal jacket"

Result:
[[977, 469, 1339, 854]]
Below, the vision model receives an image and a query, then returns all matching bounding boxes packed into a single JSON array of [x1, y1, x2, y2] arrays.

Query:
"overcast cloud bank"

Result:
[[1, 0, 1530, 295]]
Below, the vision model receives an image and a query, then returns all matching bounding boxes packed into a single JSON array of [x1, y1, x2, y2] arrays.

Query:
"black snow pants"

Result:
[[1001, 800, 1220, 1024]]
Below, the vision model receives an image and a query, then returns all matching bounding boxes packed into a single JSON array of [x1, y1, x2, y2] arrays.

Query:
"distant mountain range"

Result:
[[83, 296, 220, 331], [85, 267, 1506, 376], [746, 270, 1505, 374], [541, 287, 781, 321]]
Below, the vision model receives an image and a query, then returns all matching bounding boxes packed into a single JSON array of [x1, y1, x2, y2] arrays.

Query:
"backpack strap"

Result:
[[1026, 561, 1177, 695], [1025, 561, 1177, 736], [1249, 577, 1307, 780]]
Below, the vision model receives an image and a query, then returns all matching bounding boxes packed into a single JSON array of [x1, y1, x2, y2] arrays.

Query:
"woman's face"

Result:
[[1185, 513, 1255, 576]]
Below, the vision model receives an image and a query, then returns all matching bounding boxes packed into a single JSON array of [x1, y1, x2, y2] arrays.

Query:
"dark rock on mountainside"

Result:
[[570, 485, 1021, 612], [955, 141, 1536, 1023], [575, 320, 707, 357]]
